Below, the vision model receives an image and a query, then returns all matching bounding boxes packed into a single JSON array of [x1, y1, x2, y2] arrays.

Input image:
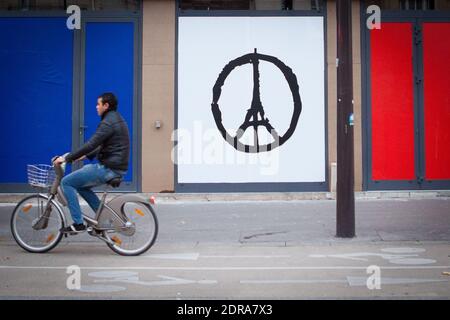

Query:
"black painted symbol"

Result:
[[211, 48, 302, 153]]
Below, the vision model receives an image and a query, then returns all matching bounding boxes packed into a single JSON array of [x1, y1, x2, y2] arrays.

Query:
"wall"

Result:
[[142, 0, 175, 192]]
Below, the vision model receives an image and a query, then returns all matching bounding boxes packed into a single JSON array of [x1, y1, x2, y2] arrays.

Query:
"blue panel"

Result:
[[84, 22, 134, 182], [0, 18, 73, 183]]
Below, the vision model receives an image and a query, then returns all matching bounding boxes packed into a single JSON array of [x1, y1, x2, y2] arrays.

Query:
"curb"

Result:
[[0, 191, 449, 203]]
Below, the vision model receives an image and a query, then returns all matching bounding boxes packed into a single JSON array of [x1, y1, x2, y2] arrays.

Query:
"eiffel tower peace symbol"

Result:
[[211, 49, 302, 153]]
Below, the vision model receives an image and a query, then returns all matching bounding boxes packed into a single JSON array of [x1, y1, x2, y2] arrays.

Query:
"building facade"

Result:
[[0, 0, 449, 193]]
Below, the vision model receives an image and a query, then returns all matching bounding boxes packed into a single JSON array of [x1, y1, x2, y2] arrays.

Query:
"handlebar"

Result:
[[49, 152, 70, 195], [52, 152, 70, 179]]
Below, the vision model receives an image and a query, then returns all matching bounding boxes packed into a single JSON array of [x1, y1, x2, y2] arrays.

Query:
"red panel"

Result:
[[423, 23, 450, 180], [370, 23, 416, 181]]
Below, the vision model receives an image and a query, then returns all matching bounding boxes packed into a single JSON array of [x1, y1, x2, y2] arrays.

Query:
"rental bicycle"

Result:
[[10, 156, 158, 256]]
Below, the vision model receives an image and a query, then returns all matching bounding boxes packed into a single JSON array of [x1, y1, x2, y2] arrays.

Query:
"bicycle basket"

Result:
[[27, 164, 56, 188]]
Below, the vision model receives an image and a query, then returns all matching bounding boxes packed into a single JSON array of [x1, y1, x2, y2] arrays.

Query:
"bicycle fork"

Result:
[[31, 194, 54, 230], [32, 164, 64, 231]]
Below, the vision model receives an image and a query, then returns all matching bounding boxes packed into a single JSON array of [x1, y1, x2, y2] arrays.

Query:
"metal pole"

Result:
[[336, 0, 355, 238]]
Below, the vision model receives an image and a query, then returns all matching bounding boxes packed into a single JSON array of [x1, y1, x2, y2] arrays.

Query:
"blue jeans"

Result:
[[61, 163, 122, 225]]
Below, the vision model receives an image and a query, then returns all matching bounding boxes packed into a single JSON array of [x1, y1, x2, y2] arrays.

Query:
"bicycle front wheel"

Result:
[[11, 194, 64, 253], [105, 202, 158, 256]]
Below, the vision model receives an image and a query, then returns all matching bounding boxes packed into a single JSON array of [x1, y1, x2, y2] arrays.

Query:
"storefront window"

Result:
[[179, 0, 323, 11], [366, 0, 450, 10], [0, 0, 140, 11]]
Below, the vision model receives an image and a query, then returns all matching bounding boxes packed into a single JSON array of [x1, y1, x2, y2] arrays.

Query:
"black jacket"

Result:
[[65, 110, 130, 172]]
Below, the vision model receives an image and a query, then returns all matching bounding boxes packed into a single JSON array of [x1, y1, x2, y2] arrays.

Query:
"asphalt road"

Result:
[[0, 198, 449, 299]]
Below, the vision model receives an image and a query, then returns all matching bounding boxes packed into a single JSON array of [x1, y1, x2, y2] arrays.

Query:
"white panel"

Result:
[[177, 16, 325, 183]]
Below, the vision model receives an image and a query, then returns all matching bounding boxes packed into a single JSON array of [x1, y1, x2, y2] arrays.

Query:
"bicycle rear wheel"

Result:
[[11, 194, 64, 253], [105, 202, 158, 256]]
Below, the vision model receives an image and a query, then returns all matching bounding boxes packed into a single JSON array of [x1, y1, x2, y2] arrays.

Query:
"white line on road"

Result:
[[134, 253, 292, 260], [143, 253, 200, 260], [92, 275, 218, 286], [1, 265, 449, 271], [241, 280, 348, 284], [201, 255, 291, 259], [240, 277, 450, 286], [346, 276, 449, 286]]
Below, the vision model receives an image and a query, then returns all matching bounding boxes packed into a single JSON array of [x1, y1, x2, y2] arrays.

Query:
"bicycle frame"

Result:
[[82, 189, 129, 231]]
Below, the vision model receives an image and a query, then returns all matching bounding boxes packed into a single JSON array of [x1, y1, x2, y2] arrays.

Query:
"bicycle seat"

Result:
[[107, 177, 122, 188]]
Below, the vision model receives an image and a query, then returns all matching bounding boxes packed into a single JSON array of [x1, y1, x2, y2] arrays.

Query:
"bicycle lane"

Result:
[[0, 241, 449, 299]]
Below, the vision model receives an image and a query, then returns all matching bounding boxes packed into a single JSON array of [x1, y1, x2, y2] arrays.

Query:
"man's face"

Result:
[[96, 98, 109, 116]]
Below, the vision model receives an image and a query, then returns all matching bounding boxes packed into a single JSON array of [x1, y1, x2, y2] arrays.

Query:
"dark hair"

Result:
[[99, 92, 118, 111]]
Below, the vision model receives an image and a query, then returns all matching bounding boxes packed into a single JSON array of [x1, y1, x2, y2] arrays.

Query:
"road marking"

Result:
[[309, 248, 437, 265], [346, 276, 449, 286], [389, 258, 437, 265], [240, 277, 450, 286], [310, 252, 419, 262], [381, 247, 426, 254], [88, 271, 138, 278], [93, 275, 217, 286], [70, 272, 218, 293], [1, 265, 449, 270], [142, 253, 200, 261], [78, 285, 126, 293], [241, 280, 347, 284], [201, 255, 291, 259]]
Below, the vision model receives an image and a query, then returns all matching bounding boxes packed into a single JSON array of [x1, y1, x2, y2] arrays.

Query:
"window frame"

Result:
[[0, 0, 141, 14], [365, 0, 450, 13], [178, 0, 325, 15]]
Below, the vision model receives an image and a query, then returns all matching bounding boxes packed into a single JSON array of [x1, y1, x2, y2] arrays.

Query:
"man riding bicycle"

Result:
[[53, 92, 130, 234]]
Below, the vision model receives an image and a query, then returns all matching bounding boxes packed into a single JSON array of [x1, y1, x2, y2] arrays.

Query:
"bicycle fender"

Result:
[[106, 194, 152, 218]]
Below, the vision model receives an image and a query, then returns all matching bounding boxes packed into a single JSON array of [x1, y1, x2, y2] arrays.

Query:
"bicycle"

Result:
[[10, 155, 158, 256]]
